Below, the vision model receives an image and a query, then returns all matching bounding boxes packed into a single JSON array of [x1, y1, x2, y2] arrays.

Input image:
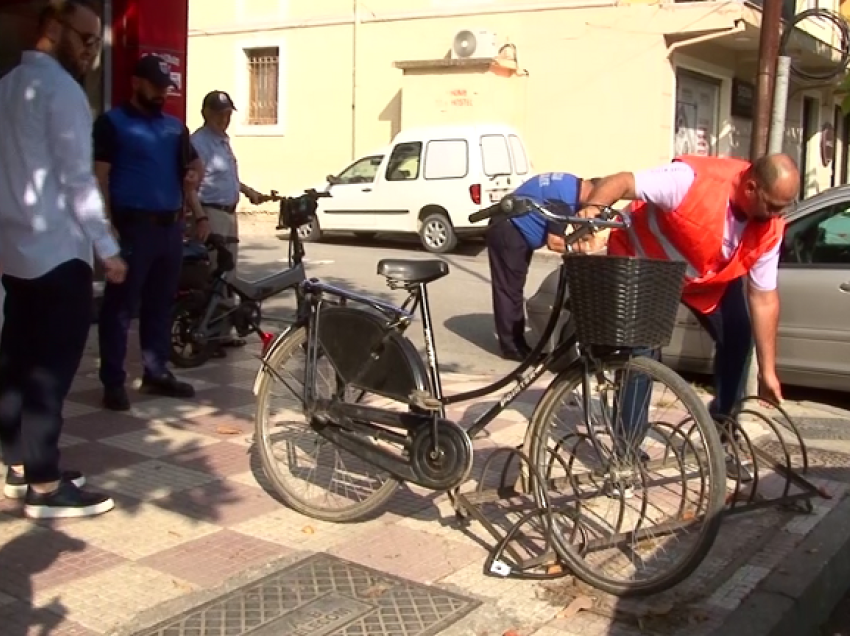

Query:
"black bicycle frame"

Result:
[[296, 260, 578, 436], [193, 232, 308, 340]]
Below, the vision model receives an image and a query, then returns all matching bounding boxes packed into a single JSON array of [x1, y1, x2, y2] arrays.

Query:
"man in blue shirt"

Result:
[[486, 172, 597, 360], [93, 55, 205, 411]]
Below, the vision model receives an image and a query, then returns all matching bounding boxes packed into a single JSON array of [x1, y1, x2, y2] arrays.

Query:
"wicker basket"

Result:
[[563, 255, 686, 349]]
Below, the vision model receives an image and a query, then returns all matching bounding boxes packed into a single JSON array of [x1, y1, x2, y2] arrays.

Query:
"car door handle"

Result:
[[362, 188, 372, 192], [840, 282, 850, 293]]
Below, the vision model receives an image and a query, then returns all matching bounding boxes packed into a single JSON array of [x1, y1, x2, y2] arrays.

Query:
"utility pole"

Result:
[[744, 0, 785, 397]]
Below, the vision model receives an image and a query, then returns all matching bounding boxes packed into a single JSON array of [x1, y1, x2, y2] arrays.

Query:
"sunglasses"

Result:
[[61, 20, 102, 49]]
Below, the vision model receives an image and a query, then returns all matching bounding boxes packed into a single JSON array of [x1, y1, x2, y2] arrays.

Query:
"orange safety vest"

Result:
[[607, 155, 785, 314]]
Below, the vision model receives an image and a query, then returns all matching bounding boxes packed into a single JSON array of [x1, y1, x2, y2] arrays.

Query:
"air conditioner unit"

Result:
[[451, 29, 499, 60]]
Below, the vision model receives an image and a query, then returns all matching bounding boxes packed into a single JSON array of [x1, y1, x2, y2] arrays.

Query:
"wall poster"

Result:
[[674, 71, 720, 157]]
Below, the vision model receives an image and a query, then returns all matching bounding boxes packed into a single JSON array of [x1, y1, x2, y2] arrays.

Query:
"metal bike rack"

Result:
[[449, 397, 831, 584]]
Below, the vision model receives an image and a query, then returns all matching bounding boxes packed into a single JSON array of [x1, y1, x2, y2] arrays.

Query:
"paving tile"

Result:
[[230, 507, 392, 551], [33, 562, 197, 633], [0, 526, 125, 598], [57, 434, 87, 449], [0, 600, 97, 636], [161, 440, 251, 477], [194, 386, 257, 410], [140, 528, 290, 587], [154, 479, 281, 526], [61, 401, 99, 419], [88, 459, 216, 501], [99, 422, 220, 458], [176, 410, 254, 440], [55, 501, 220, 560], [127, 397, 216, 423], [330, 523, 484, 584], [181, 365, 259, 386], [62, 410, 148, 441], [57, 441, 149, 477]]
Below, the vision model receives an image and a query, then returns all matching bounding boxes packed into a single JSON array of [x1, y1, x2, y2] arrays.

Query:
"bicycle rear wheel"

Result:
[[524, 355, 726, 596], [255, 327, 400, 522]]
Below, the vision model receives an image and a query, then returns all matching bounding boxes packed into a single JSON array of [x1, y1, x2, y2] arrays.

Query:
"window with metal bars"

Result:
[[245, 46, 279, 125]]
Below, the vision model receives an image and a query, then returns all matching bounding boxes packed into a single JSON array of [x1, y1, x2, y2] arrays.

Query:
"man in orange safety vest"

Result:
[[583, 153, 799, 482]]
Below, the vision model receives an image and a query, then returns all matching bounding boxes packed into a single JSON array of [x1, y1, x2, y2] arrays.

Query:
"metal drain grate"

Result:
[[132, 554, 480, 636]]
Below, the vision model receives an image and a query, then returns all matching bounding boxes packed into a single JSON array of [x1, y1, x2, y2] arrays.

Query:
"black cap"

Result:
[[202, 90, 237, 112], [133, 55, 175, 89]]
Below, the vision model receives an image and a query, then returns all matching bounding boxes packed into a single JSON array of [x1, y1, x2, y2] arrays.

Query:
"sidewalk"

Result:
[[1, 331, 850, 636]]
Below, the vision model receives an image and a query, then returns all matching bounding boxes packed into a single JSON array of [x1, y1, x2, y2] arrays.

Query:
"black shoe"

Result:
[[725, 454, 753, 483], [140, 372, 195, 398], [515, 342, 533, 359], [24, 481, 114, 519], [103, 386, 131, 411], [500, 348, 525, 362], [4, 468, 85, 499]]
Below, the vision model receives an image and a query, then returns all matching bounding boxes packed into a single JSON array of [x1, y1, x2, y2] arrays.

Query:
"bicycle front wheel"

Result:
[[525, 355, 726, 596], [254, 327, 400, 522]]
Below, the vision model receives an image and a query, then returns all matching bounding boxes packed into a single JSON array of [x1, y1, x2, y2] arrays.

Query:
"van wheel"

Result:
[[297, 219, 321, 242], [419, 213, 457, 253]]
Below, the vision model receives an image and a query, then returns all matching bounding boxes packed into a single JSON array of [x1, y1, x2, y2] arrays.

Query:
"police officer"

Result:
[[93, 55, 204, 411], [487, 173, 598, 361], [190, 90, 267, 352]]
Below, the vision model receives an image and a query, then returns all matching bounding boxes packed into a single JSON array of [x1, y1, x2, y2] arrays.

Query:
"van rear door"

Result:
[[480, 134, 515, 205]]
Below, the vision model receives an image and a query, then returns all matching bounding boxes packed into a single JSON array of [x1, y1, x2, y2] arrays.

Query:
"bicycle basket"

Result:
[[563, 255, 686, 349]]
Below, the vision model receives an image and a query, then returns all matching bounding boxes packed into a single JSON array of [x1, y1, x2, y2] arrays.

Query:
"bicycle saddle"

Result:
[[377, 259, 449, 285]]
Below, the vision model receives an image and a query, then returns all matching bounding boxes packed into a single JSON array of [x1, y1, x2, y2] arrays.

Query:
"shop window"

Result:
[[674, 70, 721, 157], [246, 46, 279, 125]]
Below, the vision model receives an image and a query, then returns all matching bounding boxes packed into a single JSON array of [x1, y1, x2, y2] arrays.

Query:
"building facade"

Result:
[[187, 0, 848, 202]]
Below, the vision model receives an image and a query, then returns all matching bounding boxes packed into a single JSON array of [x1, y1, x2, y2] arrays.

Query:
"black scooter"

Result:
[[170, 189, 329, 368]]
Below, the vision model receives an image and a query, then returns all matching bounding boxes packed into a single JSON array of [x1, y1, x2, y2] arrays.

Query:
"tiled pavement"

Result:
[[1, 329, 850, 636]]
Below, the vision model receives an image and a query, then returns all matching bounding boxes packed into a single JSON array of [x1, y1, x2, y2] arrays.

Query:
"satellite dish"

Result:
[[453, 30, 479, 59]]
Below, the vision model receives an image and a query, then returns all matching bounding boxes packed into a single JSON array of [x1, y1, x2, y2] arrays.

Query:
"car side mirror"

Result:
[[326, 174, 340, 185]]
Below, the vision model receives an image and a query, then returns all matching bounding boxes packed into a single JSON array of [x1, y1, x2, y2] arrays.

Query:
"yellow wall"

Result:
[[187, 0, 846, 199]]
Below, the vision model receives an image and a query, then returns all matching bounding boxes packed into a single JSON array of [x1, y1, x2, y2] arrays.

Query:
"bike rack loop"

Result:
[[449, 396, 830, 586]]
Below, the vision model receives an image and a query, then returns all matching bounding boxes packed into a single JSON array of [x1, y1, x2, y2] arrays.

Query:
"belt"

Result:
[[202, 203, 237, 214], [114, 208, 182, 226]]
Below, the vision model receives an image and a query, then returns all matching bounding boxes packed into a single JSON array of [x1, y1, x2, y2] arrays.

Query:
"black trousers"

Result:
[[486, 218, 533, 351], [0, 259, 93, 483]]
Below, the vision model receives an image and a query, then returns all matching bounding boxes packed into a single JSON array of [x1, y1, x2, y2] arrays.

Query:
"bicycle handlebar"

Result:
[[469, 195, 630, 250], [267, 188, 332, 231]]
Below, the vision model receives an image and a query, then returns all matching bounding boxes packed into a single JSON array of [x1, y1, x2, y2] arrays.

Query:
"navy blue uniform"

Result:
[[93, 103, 196, 389], [486, 173, 581, 355]]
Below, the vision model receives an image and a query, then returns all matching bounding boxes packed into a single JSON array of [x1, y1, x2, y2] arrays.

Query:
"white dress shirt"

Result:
[[0, 51, 118, 280]]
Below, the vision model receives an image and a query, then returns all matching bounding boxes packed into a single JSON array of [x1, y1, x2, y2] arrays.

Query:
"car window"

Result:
[[385, 142, 422, 181], [424, 139, 468, 180], [336, 156, 383, 184], [782, 202, 850, 265], [508, 135, 529, 175], [480, 134, 512, 177]]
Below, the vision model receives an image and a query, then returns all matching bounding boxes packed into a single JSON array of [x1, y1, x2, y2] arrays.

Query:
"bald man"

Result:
[[583, 153, 799, 482]]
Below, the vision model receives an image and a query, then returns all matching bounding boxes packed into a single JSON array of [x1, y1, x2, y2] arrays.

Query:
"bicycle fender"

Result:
[[252, 322, 302, 396]]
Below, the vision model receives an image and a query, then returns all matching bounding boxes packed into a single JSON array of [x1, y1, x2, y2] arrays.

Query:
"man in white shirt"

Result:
[[585, 153, 799, 482], [0, 0, 126, 519]]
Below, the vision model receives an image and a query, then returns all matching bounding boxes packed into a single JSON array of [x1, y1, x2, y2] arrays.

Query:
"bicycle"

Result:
[[252, 195, 727, 596], [170, 189, 330, 368]]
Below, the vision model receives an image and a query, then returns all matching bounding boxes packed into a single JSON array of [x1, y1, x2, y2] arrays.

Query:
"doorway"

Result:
[[0, 0, 105, 113]]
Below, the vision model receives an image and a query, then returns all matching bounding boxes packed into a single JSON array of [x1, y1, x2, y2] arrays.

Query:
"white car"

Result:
[[295, 123, 533, 253]]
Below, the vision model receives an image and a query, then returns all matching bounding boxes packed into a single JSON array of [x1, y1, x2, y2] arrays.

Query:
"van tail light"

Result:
[[469, 184, 481, 205]]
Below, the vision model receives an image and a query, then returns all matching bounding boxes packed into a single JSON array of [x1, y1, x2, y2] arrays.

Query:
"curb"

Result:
[[716, 494, 850, 635]]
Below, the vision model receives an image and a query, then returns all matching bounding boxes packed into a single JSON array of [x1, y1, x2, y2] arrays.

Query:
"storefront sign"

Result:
[[731, 78, 755, 120]]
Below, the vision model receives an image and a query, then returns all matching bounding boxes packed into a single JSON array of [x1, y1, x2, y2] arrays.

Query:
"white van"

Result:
[[299, 123, 532, 253]]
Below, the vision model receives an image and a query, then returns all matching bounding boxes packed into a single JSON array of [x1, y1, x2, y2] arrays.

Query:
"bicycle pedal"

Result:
[[409, 390, 442, 412]]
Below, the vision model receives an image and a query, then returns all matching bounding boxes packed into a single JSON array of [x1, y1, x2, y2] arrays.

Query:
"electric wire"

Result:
[[780, 8, 850, 81]]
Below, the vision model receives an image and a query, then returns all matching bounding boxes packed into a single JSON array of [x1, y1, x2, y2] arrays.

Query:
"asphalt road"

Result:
[[237, 232, 557, 377]]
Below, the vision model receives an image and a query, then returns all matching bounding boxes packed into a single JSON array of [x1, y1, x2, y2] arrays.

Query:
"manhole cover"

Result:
[[757, 440, 850, 482], [783, 417, 850, 441], [132, 554, 480, 636]]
